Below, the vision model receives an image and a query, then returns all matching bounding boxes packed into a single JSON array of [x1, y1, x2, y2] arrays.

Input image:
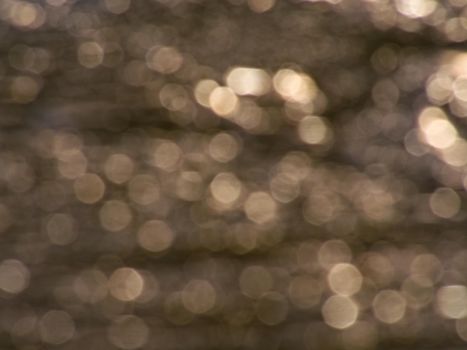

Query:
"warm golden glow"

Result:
[[210, 172, 242, 205], [273, 69, 318, 104], [327, 263, 363, 296], [152, 140, 182, 171], [108, 267, 144, 302], [322, 295, 359, 329], [418, 107, 457, 149], [437, 285, 467, 319], [226, 67, 271, 96], [209, 86, 239, 117], [194, 80, 219, 107], [298, 115, 333, 145], [244, 191, 278, 224]]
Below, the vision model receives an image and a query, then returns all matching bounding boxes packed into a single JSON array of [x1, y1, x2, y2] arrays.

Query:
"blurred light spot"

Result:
[[437, 285, 467, 319], [135, 271, 159, 303], [327, 263, 363, 296], [159, 84, 188, 112], [137, 220, 174, 252], [58, 151, 88, 179], [244, 191, 278, 224], [152, 140, 182, 171], [128, 174, 159, 206], [107, 315, 149, 349], [2, 155, 34, 193], [410, 253, 443, 286], [371, 45, 398, 74], [273, 69, 317, 104], [39, 310, 75, 345], [10, 2, 45, 29], [426, 73, 453, 105], [46, 213, 77, 246], [298, 115, 333, 145], [73, 173, 106, 204], [104, 153, 135, 184], [256, 292, 288, 325], [209, 86, 238, 117], [229, 223, 258, 254], [11, 311, 37, 338], [395, 0, 436, 18], [429, 187, 460, 219], [372, 290, 407, 324], [288, 275, 322, 309], [208, 132, 240, 163], [47, 0, 68, 6], [52, 132, 82, 160], [146, 46, 183, 74], [109, 267, 144, 302], [104, 0, 131, 14], [453, 75, 467, 102], [441, 139, 467, 167], [233, 100, 264, 131], [99, 200, 133, 232], [322, 295, 359, 329], [404, 129, 428, 156], [418, 107, 457, 149], [456, 317, 467, 342], [318, 240, 352, 269], [247, 0, 276, 12], [11, 75, 41, 103], [269, 172, 300, 203], [9, 45, 51, 74], [78, 42, 104, 68], [0, 259, 29, 294], [239, 265, 273, 298], [182, 279, 217, 314], [210, 172, 242, 205], [194, 79, 219, 107], [226, 67, 271, 96]]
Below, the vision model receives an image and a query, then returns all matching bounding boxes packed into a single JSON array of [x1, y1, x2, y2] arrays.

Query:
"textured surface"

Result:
[[1, 0, 467, 349]]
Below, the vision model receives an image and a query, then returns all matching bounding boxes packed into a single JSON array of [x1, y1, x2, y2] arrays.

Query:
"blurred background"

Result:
[[2, 0, 467, 349]]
